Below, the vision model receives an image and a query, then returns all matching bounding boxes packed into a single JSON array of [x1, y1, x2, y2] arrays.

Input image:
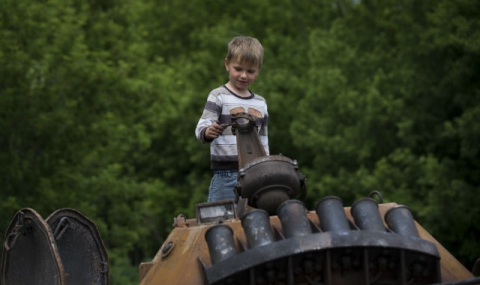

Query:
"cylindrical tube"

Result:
[[277, 200, 312, 238], [350, 197, 386, 232], [384, 205, 420, 238], [315, 196, 350, 232], [205, 224, 237, 264], [241, 209, 275, 248]]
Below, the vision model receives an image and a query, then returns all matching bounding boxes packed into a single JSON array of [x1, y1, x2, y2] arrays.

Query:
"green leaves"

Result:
[[1, 0, 479, 283]]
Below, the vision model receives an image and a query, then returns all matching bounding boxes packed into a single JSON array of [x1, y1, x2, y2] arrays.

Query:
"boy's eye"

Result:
[[233, 66, 257, 73]]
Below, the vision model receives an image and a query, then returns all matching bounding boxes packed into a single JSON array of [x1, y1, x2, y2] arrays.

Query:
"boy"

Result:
[[195, 36, 269, 202]]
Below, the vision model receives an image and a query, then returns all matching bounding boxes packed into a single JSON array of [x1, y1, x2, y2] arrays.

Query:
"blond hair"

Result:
[[226, 36, 264, 68]]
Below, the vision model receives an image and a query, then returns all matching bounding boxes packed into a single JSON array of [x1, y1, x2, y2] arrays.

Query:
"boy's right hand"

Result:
[[205, 122, 225, 140]]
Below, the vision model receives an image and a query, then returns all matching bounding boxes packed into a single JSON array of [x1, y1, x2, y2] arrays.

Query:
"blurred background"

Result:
[[1, 0, 479, 283]]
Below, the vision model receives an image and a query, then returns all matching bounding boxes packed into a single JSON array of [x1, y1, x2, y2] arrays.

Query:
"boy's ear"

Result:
[[224, 58, 229, 71]]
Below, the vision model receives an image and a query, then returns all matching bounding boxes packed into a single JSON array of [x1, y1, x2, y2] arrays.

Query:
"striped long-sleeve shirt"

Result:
[[195, 85, 269, 169]]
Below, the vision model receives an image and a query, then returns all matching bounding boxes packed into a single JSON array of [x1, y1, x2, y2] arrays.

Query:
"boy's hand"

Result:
[[205, 122, 225, 140]]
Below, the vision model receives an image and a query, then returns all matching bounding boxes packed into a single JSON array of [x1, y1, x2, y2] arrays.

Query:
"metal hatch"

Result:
[[46, 208, 109, 285], [1, 208, 66, 285]]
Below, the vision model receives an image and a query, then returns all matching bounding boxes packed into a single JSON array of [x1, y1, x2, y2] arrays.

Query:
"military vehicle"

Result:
[[2, 111, 479, 284]]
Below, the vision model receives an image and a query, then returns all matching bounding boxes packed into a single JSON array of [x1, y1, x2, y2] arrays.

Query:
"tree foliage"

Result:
[[1, 0, 479, 283]]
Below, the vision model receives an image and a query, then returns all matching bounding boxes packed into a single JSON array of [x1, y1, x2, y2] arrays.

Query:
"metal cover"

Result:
[[46, 208, 109, 285], [1, 208, 66, 285]]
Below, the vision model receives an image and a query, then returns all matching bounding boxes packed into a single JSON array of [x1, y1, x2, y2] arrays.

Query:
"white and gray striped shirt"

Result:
[[195, 85, 269, 169]]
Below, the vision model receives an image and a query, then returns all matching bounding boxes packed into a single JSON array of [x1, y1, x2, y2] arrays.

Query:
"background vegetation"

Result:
[[1, 0, 479, 283]]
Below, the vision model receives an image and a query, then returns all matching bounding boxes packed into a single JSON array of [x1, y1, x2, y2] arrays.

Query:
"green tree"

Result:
[[1, 0, 479, 283], [292, 0, 480, 268]]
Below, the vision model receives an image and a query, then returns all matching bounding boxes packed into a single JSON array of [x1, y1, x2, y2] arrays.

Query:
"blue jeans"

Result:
[[208, 169, 238, 202]]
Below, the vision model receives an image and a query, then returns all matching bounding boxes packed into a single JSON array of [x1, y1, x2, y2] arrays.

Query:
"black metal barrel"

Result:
[[384, 205, 420, 238], [241, 209, 275, 248], [205, 224, 237, 264], [350, 197, 386, 232], [315, 196, 350, 232], [277, 200, 312, 238]]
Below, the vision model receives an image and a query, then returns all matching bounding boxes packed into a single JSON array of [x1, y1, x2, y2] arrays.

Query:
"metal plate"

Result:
[[1, 208, 65, 285], [46, 208, 109, 285]]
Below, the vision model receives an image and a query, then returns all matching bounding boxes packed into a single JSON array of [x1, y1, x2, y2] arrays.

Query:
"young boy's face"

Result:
[[225, 58, 260, 94]]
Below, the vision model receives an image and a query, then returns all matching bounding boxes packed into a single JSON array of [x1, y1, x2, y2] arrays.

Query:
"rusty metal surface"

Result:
[[139, 225, 209, 285], [1, 208, 65, 285], [139, 201, 475, 285], [46, 208, 109, 285]]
